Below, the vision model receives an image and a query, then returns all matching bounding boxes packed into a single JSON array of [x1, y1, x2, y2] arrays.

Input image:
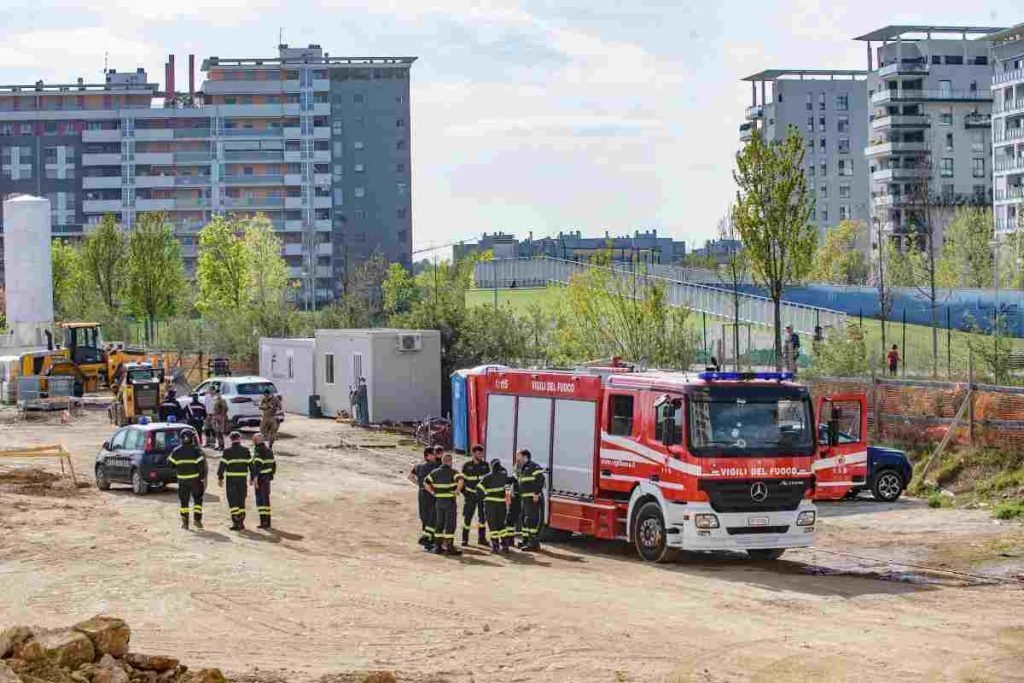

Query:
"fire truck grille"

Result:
[[726, 525, 790, 535], [699, 478, 811, 513]]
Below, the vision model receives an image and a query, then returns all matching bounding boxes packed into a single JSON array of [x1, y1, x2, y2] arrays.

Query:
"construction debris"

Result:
[[0, 617, 225, 683]]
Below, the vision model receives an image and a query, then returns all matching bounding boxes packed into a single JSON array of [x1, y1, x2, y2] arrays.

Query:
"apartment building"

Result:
[[0, 44, 415, 303], [452, 229, 686, 264], [857, 25, 999, 249], [990, 24, 1024, 237], [740, 70, 869, 242]]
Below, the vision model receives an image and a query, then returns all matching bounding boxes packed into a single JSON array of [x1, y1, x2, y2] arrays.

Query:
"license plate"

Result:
[[747, 516, 769, 527]]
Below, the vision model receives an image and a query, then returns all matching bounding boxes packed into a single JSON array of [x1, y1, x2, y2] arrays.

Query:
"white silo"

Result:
[[3, 195, 54, 347]]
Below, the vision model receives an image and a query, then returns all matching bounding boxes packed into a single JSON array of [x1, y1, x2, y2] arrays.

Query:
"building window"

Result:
[[608, 395, 634, 436], [805, 93, 813, 111], [945, 133, 953, 151], [807, 116, 814, 132], [353, 93, 364, 103], [396, 162, 405, 173], [818, 116, 826, 130], [396, 118, 405, 127], [972, 158, 985, 178], [397, 207, 407, 219], [818, 92, 826, 110], [839, 204, 850, 220], [838, 159, 852, 176], [839, 184, 851, 199], [396, 139, 406, 150], [971, 130, 985, 153], [819, 137, 826, 150], [837, 115, 849, 133], [941, 158, 954, 177], [942, 184, 955, 200], [806, 137, 814, 151], [819, 184, 828, 198], [808, 165, 815, 177], [939, 108, 953, 125], [353, 141, 364, 150], [835, 94, 849, 111], [324, 353, 335, 384], [354, 163, 365, 172], [973, 184, 986, 200], [354, 187, 365, 198], [819, 163, 827, 177], [838, 138, 850, 154], [820, 207, 829, 222]]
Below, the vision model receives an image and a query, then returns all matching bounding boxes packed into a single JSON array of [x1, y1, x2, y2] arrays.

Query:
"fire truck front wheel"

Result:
[[633, 501, 673, 563]]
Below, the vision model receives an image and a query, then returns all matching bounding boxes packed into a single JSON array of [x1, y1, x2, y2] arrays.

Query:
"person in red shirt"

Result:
[[887, 344, 900, 376]]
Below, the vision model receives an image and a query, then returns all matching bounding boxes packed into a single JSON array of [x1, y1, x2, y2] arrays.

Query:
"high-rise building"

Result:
[[989, 24, 1024, 236], [0, 44, 415, 303], [856, 25, 1000, 249], [740, 70, 870, 242]]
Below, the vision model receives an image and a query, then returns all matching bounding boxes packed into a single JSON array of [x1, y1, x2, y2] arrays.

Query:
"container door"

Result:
[[485, 394, 516, 471], [515, 397, 553, 474], [550, 399, 597, 500]]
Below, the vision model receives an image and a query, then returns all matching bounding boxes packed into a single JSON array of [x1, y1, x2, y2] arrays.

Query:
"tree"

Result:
[[382, 262, 421, 316], [811, 220, 869, 285], [716, 212, 748, 369], [196, 215, 248, 313], [80, 214, 126, 313], [122, 213, 186, 344], [51, 239, 83, 320], [243, 214, 291, 336], [938, 206, 993, 289], [732, 127, 817, 369]]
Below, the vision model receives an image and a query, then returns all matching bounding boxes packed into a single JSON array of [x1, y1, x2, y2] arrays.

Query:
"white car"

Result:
[[180, 376, 284, 430]]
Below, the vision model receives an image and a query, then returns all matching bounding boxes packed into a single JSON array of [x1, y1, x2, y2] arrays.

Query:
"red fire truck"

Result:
[[457, 366, 819, 562]]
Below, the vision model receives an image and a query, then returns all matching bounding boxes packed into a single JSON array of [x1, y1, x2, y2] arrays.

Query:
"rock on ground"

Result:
[[72, 617, 131, 658]]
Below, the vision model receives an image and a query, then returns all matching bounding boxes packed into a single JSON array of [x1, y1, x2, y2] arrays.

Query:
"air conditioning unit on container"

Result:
[[397, 333, 422, 352]]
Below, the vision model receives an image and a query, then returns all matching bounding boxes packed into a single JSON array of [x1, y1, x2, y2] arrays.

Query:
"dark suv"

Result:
[[95, 422, 200, 495]]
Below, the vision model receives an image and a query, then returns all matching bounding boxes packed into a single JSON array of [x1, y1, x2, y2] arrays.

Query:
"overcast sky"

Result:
[[0, 1, 1013, 254]]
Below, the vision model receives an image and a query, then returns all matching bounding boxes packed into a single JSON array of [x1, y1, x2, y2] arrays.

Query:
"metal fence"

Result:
[[474, 257, 846, 336]]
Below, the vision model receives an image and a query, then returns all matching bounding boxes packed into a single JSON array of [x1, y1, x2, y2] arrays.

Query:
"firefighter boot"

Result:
[[229, 515, 241, 531], [461, 528, 470, 547], [446, 541, 463, 557], [434, 541, 445, 555], [180, 514, 189, 530], [238, 513, 246, 531], [193, 514, 203, 530], [477, 528, 488, 546]]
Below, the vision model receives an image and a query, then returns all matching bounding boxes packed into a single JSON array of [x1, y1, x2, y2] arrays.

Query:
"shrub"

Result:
[[993, 500, 1024, 520]]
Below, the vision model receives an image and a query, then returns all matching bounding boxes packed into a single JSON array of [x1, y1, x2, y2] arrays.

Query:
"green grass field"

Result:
[[466, 285, 1024, 378]]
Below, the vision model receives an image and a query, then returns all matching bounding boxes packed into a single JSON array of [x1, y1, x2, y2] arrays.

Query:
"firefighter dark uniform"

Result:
[[168, 435, 207, 530], [218, 436, 252, 530], [477, 459, 511, 553], [412, 459, 437, 548], [517, 459, 546, 550], [252, 441, 276, 529], [185, 395, 207, 438], [425, 462, 461, 555], [460, 456, 490, 546], [505, 476, 522, 544]]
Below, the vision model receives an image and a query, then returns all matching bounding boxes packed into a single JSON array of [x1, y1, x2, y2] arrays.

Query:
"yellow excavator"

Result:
[[109, 361, 165, 426]]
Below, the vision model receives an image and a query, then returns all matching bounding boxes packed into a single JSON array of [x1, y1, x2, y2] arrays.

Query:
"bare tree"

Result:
[[715, 210, 748, 370]]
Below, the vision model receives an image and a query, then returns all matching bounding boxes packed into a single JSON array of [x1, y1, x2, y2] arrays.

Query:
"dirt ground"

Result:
[[1, 406, 1023, 683]]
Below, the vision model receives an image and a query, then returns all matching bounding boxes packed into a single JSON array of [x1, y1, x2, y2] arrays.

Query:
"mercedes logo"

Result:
[[750, 481, 769, 502]]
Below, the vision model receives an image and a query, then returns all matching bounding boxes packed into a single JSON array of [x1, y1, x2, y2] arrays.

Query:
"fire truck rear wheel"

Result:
[[746, 548, 785, 560], [633, 501, 673, 563]]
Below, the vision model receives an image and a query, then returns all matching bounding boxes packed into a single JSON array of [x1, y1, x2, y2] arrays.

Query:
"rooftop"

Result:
[[986, 24, 1024, 45], [742, 69, 866, 82], [201, 55, 416, 70], [854, 25, 1005, 41]]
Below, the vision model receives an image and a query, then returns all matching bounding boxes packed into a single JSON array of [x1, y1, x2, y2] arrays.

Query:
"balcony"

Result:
[[81, 129, 120, 143], [173, 197, 210, 209], [202, 79, 300, 95], [134, 175, 175, 188], [173, 151, 213, 163], [284, 220, 304, 231], [313, 150, 330, 162], [222, 174, 285, 186], [314, 173, 332, 185], [994, 99, 1024, 116], [739, 122, 753, 141], [284, 196, 305, 209], [744, 105, 763, 120], [284, 173, 303, 185], [995, 187, 1024, 203], [221, 128, 283, 138], [871, 114, 929, 130], [283, 127, 301, 138], [82, 153, 122, 166], [994, 127, 1024, 144], [82, 199, 124, 213], [134, 152, 174, 165], [865, 140, 929, 157], [221, 197, 285, 209], [136, 198, 175, 211], [877, 61, 929, 78], [317, 242, 332, 256], [315, 219, 332, 232], [994, 68, 1024, 86], [871, 167, 930, 182], [82, 176, 121, 189], [313, 127, 331, 140], [994, 157, 1024, 174], [870, 89, 992, 105], [964, 113, 992, 128], [172, 128, 212, 139], [134, 129, 173, 141], [222, 150, 283, 162], [313, 195, 331, 208], [174, 175, 211, 187], [283, 243, 304, 256]]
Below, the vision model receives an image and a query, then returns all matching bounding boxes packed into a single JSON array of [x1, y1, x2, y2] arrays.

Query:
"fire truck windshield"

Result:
[[687, 394, 813, 457]]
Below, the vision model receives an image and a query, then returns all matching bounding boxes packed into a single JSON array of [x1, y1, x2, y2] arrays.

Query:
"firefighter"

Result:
[[168, 429, 207, 530], [210, 389, 229, 450], [251, 433, 276, 529], [185, 392, 207, 437], [217, 431, 252, 531], [477, 458, 511, 553], [407, 446, 438, 549], [460, 444, 490, 547], [515, 449, 546, 551], [259, 389, 281, 448], [158, 388, 183, 423], [424, 451, 462, 556]]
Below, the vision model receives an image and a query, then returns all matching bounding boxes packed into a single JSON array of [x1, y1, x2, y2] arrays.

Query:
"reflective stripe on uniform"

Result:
[[192, 505, 203, 513], [176, 473, 200, 480], [178, 507, 190, 514], [224, 472, 249, 477]]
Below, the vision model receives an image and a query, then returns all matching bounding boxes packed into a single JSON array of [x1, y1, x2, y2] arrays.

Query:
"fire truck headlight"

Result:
[[796, 511, 816, 526], [694, 514, 719, 529]]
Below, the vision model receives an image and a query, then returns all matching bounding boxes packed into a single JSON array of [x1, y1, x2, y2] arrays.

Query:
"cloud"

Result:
[[0, 27, 158, 81]]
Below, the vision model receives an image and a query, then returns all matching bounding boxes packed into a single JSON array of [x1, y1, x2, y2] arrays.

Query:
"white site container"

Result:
[[258, 337, 316, 415], [3, 195, 54, 347], [314, 328, 441, 423]]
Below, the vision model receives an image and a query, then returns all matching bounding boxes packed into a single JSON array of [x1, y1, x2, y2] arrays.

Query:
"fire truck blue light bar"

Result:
[[697, 371, 794, 382]]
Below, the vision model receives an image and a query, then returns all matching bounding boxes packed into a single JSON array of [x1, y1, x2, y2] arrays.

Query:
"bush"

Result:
[[927, 490, 953, 508], [810, 324, 868, 376], [993, 500, 1024, 520]]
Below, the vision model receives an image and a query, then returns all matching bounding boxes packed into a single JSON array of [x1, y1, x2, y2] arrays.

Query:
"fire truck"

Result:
[[812, 393, 912, 503], [453, 366, 820, 562]]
